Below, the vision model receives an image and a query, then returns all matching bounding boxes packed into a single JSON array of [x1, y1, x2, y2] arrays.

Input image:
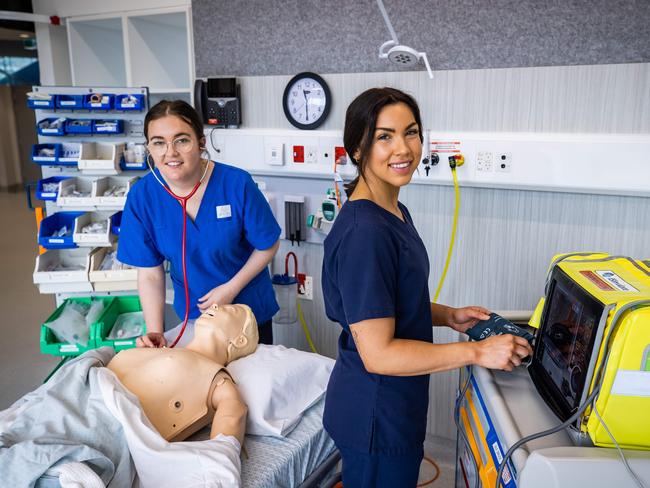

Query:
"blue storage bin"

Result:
[[28, 96, 55, 109], [84, 93, 113, 111], [58, 143, 81, 166], [115, 94, 144, 111], [120, 143, 147, 170], [37, 117, 66, 136], [31, 144, 61, 164], [119, 157, 147, 171], [65, 119, 93, 134], [38, 212, 85, 249], [56, 94, 85, 110], [93, 119, 124, 135], [36, 176, 71, 201], [111, 211, 122, 235]]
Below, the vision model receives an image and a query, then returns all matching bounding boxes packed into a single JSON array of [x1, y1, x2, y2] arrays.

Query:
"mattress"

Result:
[[190, 396, 335, 487], [241, 396, 335, 487]]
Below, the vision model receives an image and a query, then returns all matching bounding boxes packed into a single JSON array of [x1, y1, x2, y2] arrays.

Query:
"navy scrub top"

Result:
[[118, 162, 281, 324], [322, 199, 433, 455]]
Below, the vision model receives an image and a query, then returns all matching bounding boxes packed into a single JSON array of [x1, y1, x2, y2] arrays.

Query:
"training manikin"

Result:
[[107, 303, 258, 444]]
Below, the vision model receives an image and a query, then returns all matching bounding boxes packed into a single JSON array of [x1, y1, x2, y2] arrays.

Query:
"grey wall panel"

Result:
[[267, 179, 650, 439], [249, 62, 650, 439], [193, 0, 650, 76], [233, 63, 650, 132]]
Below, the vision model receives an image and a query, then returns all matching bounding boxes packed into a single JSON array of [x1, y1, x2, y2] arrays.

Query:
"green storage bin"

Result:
[[94, 295, 145, 351], [40, 296, 115, 357]]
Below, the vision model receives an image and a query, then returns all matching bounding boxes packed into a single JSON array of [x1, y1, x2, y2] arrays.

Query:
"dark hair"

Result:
[[343, 87, 423, 196], [144, 100, 204, 145]]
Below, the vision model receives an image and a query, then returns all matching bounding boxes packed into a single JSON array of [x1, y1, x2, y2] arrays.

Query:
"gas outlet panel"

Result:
[[206, 128, 650, 198]]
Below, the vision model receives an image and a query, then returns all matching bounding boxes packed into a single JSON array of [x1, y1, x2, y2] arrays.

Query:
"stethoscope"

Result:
[[146, 150, 211, 348]]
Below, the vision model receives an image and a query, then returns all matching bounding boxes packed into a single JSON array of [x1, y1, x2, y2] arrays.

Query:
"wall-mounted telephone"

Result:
[[194, 78, 241, 128]]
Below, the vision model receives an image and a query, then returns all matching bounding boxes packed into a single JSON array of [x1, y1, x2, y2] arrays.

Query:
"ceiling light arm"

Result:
[[376, 0, 399, 44], [420, 52, 433, 79]]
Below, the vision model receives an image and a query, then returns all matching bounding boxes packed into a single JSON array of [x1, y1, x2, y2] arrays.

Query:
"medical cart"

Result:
[[455, 361, 650, 488]]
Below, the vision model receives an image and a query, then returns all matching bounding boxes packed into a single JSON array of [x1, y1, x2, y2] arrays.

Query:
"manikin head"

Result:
[[192, 303, 259, 364]]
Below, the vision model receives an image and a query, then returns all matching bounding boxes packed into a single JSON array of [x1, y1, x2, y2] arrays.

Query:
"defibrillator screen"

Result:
[[529, 268, 605, 421]]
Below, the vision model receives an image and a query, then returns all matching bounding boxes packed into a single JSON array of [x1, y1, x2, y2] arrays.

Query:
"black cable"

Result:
[[494, 386, 600, 488]]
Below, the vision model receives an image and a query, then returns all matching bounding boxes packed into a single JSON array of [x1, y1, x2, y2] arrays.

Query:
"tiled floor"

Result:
[[0, 191, 59, 410], [0, 190, 458, 486]]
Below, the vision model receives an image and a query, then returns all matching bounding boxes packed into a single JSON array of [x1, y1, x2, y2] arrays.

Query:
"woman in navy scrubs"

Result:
[[322, 88, 532, 486], [118, 100, 280, 347]]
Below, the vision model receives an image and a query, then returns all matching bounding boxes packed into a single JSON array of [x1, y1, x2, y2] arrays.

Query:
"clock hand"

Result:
[[303, 90, 311, 122]]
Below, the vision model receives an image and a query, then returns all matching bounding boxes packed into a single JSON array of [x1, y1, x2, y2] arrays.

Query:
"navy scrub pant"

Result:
[[339, 446, 423, 488], [258, 319, 273, 345]]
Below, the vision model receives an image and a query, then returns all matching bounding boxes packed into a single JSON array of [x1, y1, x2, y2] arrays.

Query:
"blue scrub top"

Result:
[[322, 199, 433, 455], [117, 162, 281, 325]]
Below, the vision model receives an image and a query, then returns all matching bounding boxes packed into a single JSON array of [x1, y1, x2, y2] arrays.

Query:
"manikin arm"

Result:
[[209, 371, 248, 446]]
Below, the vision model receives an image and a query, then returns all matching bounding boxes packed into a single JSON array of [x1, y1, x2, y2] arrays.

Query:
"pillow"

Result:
[[226, 344, 334, 437]]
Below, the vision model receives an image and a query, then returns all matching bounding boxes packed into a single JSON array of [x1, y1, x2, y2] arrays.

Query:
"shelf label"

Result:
[[48, 238, 64, 244], [60, 344, 79, 352]]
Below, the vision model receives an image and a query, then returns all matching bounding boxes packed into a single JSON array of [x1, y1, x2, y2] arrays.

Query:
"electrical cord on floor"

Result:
[[432, 166, 460, 303], [417, 456, 441, 486], [454, 365, 480, 488], [296, 299, 318, 354]]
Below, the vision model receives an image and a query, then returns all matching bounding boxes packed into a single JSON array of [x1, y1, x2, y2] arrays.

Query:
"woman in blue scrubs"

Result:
[[322, 88, 533, 486], [118, 100, 280, 346]]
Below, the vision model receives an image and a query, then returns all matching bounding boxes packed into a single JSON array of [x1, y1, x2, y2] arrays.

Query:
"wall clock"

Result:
[[282, 72, 331, 130]]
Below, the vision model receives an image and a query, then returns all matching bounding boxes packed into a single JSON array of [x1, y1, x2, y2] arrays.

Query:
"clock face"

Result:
[[282, 72, 331, 130]]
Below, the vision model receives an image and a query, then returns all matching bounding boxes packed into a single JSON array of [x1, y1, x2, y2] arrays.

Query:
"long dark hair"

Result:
[[343, 87, 423, 196], [144, 100, 204, 144]]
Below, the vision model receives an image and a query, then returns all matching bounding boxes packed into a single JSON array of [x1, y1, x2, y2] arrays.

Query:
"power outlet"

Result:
[[476, 151, 493, 172], [496, 152, 512, 173], [297, 275, 313, 300], [305, 145, 318, 164]]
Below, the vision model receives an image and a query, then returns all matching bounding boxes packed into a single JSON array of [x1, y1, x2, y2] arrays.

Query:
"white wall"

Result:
[[32, 0, 190, 86]]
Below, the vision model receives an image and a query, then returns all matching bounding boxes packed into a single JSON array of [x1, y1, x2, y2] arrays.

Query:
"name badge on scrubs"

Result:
[[216, 205, 232, 219]]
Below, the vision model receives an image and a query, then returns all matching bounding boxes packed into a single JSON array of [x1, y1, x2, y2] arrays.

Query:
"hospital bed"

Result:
[[21, 344, 340, 488], [190, 396, 341, 488]]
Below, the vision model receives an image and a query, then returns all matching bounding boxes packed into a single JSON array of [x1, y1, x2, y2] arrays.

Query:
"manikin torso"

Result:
[[107, 303, 258, 442], [108, 348, 225, 441]]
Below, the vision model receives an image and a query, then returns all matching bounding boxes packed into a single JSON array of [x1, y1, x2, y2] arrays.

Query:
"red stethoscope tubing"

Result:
[[162, 180, 202, 348], [147, 155, 209, 348]]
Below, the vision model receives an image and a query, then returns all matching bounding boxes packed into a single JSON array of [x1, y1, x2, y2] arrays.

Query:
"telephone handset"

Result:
[[193, 78, 241, 128]]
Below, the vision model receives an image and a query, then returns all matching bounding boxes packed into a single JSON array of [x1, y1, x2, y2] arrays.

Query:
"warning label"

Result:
[[596, 270, 638, 292], [430, 141, 461, 153], [580, 271, 615, 291]]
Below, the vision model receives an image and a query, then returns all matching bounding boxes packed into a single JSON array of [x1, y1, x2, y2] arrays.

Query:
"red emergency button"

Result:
[[293, 145, 305, 163]]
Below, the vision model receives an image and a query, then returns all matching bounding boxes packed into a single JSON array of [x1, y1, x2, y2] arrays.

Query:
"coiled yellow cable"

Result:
[[297, 299, 318, 353], [433, 167, 460, 303]]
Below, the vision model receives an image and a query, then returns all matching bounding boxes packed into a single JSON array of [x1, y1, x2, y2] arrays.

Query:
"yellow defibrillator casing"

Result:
[[535, 253, 650, 450]]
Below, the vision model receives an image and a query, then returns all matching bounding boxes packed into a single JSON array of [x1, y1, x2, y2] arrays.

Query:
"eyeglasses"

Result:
[[147, 137, 194, 157]]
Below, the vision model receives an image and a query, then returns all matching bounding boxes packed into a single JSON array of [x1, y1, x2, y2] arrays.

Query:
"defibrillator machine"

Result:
[[530, 253, 650, 449], [455, 253, 650, 488]]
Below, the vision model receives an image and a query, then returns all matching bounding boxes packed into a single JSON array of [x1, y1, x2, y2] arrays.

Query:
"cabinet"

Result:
[[67, 6, 194, 102]]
